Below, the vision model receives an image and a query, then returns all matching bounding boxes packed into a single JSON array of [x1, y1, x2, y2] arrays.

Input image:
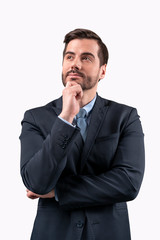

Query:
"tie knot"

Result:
[[76, 108, 87, 119]]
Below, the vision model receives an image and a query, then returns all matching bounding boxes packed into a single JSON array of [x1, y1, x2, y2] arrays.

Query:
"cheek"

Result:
[[62, 62, 70, 73], [62, 66, 67, 75], [88, 67, 100, 78]]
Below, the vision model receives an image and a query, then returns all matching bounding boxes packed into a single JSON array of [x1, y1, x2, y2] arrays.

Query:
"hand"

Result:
[[26, 189, 55, 200], [59, 81, 83, 123]]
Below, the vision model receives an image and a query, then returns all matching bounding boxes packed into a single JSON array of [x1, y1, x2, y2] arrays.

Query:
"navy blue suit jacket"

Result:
[[20, 95, 145, 240]]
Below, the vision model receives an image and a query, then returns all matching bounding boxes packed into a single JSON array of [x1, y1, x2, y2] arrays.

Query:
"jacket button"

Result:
[[76, 221, 84, 228], [64, 135, 69, 140]]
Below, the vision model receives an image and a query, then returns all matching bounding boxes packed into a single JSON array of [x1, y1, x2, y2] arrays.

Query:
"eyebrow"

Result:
[[65, 51, 75, 56], [82, 52, 95, 59], [65, 51, 95, 59]]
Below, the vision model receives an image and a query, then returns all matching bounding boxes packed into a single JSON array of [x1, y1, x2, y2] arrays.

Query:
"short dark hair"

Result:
[[63, 28, 109, 66]]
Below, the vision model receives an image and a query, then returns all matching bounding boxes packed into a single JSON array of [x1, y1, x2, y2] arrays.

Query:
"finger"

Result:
[[26, 191, 33, 198], [66, 81, 73, 88], [27, 191, 38, 199], [72, 85, 83, 97], [66, 81, 79, 88], [29, 196, 38, 200], [64, 83, 83, 99]]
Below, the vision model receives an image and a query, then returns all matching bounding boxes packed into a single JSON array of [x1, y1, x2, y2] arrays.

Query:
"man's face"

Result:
[[62, 39, 106, 91]]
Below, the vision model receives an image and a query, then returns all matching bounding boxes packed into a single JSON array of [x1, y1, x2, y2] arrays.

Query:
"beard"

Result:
[[62, 70, 99, 91]]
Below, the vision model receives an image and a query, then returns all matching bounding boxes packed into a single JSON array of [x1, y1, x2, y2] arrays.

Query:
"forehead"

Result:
[[65, 39, 99, 56]]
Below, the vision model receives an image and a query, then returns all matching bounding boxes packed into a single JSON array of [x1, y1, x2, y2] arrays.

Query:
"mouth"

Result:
[[68, 73, 82, 78], [66, 70, 84, 78]]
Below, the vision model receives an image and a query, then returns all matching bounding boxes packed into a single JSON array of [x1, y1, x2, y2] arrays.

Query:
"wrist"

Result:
[[59, 112, 75, 124]]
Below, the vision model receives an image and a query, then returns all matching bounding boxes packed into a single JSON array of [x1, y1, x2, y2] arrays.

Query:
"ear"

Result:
[[99, 64, 107, 80]]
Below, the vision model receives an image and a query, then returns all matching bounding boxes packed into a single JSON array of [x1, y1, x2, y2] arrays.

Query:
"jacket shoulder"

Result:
[[98, 96, 139, 125], [99, 95, 135, 112], [21, 97, 62, 127]]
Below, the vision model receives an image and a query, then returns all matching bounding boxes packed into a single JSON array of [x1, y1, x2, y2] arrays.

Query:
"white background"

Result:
[[0, 0, 159, 239]]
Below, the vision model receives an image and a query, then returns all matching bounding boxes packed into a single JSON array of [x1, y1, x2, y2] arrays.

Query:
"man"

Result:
[[20, 29, 145, 240]]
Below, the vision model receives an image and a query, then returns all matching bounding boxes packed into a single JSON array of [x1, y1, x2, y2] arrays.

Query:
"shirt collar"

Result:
[[82, 94, 97, 116]]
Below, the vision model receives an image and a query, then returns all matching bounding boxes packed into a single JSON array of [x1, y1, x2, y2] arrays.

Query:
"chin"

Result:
[[67, 78, 82, 84]]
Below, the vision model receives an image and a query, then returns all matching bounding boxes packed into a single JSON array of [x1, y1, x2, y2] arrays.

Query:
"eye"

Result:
[[67, 55, 73, 60], [82, 56, 91, 61]]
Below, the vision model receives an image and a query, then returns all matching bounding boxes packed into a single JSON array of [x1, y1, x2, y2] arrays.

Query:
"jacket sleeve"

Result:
[[56, 108, 145, 210], [19, 110, 79, 195]]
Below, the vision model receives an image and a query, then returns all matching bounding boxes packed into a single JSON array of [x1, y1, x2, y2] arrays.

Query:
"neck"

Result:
[[80, 88, 97, 108]]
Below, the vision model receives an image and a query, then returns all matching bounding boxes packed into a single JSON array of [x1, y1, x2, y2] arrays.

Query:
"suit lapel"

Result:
[[80, 96, 109, 172]]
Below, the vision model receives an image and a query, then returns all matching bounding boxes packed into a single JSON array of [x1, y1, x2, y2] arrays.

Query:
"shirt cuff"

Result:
[[54, 187, 59, 201], [58, 116, 75, 128]]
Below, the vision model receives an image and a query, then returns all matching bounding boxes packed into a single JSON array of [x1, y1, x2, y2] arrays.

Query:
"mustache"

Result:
[[66, 70, 85, 78]]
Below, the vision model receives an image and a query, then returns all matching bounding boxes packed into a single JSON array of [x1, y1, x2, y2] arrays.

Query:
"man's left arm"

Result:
[[56, 108, 145, 210]]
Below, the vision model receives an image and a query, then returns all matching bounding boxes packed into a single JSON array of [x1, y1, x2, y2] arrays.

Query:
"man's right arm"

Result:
[[20, 81, 83, 196], [20, 110, 79, 195]]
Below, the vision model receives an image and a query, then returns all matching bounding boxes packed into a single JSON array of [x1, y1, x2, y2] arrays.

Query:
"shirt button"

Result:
[[76, 221, 84, 228]]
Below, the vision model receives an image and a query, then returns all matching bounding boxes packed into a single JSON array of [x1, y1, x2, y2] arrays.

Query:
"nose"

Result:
[[71, 58, 81, 70]]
